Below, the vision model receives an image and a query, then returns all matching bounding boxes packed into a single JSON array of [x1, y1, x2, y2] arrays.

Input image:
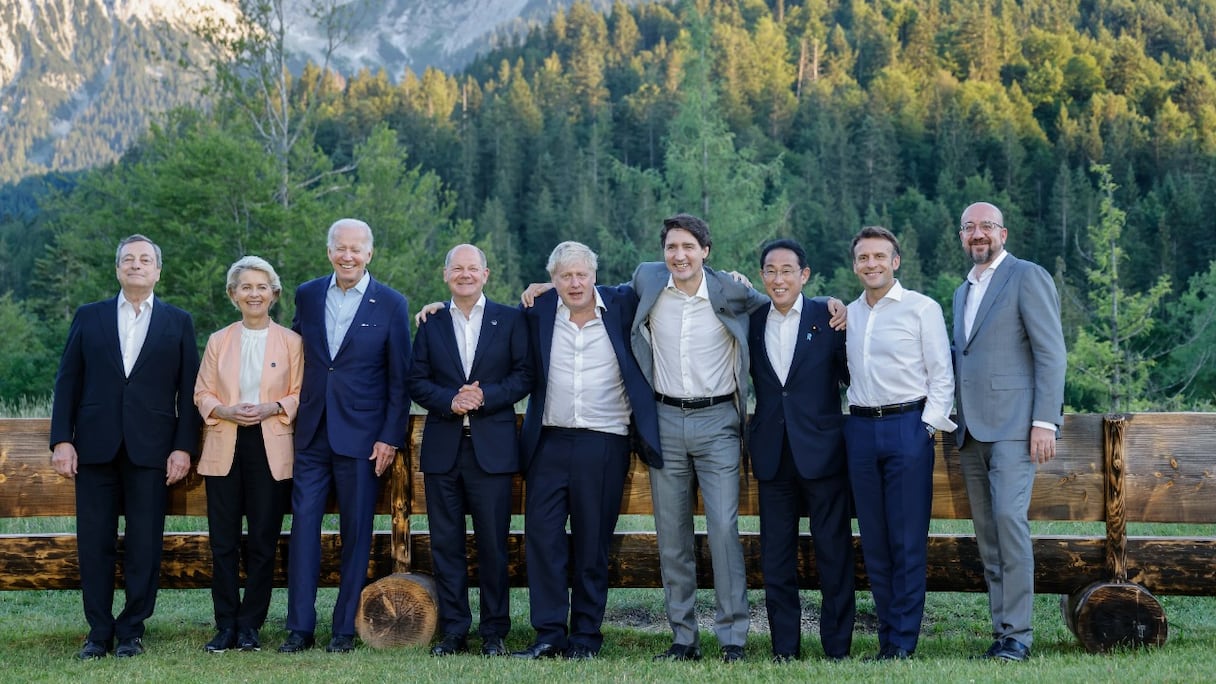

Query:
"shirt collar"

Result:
[[117, 291, 154, 313], [854, 279, 905, 309], [556, 288, 607, 319], [450, 293, 487, 320], [767, 293, 804, 320], [664, 269, 710, 299], [967, 249, 1010, 285], [328, 270, 371, 294]]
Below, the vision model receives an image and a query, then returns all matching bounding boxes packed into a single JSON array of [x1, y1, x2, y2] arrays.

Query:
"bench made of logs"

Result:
[[3, 413, 1214, 652]]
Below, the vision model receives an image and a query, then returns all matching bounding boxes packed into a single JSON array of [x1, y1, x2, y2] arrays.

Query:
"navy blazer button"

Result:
[[963, 350, 969, 355]]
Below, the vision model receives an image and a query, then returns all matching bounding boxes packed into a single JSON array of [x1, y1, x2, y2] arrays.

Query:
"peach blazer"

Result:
[[194, 321, 303, 480]]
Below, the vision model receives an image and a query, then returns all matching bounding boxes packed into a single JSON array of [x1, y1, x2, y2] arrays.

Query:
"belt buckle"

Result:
[[680, 397, 694, 409], [873, 405, 884, 417]]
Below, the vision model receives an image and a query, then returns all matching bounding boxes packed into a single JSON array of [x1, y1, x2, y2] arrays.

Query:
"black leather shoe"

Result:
[[237, 627, 261, 652], [721, 645, 745, 662], [430, 633, 468, 656], [511, 641, 564, 659], [653, 643, 702, 661], [326, 634, 356, 653], [994, 637, 1031, 661], [277, 631, 315, 654], [76, 640, 109, 660], [878, 646, 912, 661], [205, 627, 237, 653], [565, 643, 596, 660], [772, 652, 797, 663], [480, 636, 507, 656], [114, 636, 144, 658], [971, 639, 1003, 660]]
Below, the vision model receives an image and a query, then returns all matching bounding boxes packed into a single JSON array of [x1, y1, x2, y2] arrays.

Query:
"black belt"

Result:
[[849, 398, 926, 418], [461, 426, 472, 438], [654, 392, 733, 410]]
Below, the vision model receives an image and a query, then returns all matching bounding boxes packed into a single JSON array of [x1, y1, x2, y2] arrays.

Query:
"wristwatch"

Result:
[[923, 423, 936, 436]]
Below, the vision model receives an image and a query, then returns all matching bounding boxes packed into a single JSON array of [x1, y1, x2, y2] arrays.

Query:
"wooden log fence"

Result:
[[3, 413, 1215, 652]]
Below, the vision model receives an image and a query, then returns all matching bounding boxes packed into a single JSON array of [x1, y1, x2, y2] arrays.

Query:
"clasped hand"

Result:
[[451, 381, 484, 415], [215, 402, 277, 426]]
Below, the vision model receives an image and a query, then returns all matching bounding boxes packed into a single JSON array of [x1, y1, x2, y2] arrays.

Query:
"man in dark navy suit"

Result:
[[50, 234, 201, 660], [407, 244, 531, 658], [279, 218, 412, 654], [512, 241, 661, 661], [747, 239, 854, 662]]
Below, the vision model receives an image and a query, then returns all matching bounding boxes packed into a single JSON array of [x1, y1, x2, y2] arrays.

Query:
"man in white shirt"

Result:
[[952, 202, 1066, 662], [50, 234, 200, 660], [407, 244, 531, 658], [514, 241, 661, 660], [844, 225, 956, 661]]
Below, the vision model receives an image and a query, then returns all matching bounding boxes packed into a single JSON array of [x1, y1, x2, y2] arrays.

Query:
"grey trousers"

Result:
[[958, 438, 1037, 647], [649, 401, 750, 648]]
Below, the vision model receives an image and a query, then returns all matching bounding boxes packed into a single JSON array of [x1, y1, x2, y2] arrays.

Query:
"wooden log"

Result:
[[1119, 412, 1216, 523], [1104, 415, 1130, 580], [355, 572, 438, 648], [1062, 581, 1167, 652]]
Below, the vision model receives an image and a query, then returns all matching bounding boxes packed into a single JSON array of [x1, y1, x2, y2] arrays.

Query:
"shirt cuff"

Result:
[[1032, 420, 1058, 432]]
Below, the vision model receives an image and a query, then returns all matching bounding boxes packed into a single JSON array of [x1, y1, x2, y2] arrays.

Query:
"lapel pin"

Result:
[[491, 320, 498, 326], [369, 298, 376, 304]]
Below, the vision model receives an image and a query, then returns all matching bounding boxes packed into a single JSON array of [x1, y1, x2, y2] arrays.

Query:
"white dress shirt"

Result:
[[239, 325, 269, 404], [964, 249, 1010, 340], [649, 274, 735, 398], [117, 291, 153, 377], [765, 294, 803, 386], [325, 271, 370, 358], [450, 294, 485, 379], [542, 290, 630, 436], [845, 281, 957, 431]]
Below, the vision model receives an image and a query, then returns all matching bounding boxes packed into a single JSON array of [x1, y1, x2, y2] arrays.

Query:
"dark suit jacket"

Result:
[[407, 299, 531, 475], [50, 295, 201, 466], [291, 275, 412, 456], [520, 287, 662, 471], [747, 295, 849, 481], [952, 254, 1066, 447]]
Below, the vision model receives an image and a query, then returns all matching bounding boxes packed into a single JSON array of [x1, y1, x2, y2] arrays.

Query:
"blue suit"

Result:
[[286, 274, 411, 638], [406, 299, 531, 639], [50, 295, 200, 644], [518, 287, 661, 652], [748, 295, 854, 659]]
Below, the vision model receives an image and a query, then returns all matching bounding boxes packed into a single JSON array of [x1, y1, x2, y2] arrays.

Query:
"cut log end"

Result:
[[1062, 581, 1168, 653], [355, 572, 438, 648]]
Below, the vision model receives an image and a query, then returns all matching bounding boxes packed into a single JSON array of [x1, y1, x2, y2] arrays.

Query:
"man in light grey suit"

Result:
[[630, 213, 767, 663], [952, 202, 1066, 662]]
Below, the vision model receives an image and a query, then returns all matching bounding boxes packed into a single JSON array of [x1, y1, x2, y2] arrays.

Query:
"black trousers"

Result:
[[205, 426, 291, 630], [75, 445, 168, 643], [423, 435, 513, 639]]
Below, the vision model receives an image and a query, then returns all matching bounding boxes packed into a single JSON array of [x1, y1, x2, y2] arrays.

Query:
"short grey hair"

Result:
[[115, 234, 163, 268], [546, 241, 598, 277], [225, 255, 282, 308], [327, 218, 374, 251], [445, 243, 487, 269]]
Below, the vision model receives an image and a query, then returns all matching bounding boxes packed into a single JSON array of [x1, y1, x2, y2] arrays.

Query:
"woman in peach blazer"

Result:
[[194, 256, 303, 654]]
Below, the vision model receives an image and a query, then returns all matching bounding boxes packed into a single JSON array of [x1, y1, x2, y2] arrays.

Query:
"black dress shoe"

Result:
[[114, 636, 144, 658], [653, 643, 702, 661], [480, 636, 507, 656], [971, 639, 1003, 660], [237, 627, 261, 652], [721, 645, 745, 662], [205, 627, 237, 653], [511, 642, 564, 659], [430, 633, 468, 656], [326, 634, 356, 653], [277, 631, 315, 654], [76, 640, 109, 660], [565, 643, 597, 660], [994, 637, 1031, 661], [878, 646, 912, 661]]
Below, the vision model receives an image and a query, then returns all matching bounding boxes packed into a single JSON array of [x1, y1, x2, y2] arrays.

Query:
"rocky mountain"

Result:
[[0, 0, 634, 184]]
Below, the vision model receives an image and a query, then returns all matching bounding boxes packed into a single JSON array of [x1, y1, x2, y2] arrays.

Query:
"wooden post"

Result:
[[355, 423, 439, 648], [1063, 415, 1167, 652]]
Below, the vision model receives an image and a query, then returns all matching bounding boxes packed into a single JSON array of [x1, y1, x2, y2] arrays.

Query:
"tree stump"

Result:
[[355, 572, 438, 648], [1061, 581, 1167, 653]]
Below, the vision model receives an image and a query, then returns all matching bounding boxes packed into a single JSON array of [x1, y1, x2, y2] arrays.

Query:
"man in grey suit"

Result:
[[630, 214, 767, 663], [952, 202, 1066, 662]]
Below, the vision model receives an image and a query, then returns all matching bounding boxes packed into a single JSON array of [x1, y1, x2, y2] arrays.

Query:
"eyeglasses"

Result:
[[761, 268, 801, 280], [960, 220, 1004, 235]]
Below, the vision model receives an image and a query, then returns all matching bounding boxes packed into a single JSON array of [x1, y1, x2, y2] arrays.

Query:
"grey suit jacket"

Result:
[[952, 254, 1066, 446], [629, 262, 768, 427]]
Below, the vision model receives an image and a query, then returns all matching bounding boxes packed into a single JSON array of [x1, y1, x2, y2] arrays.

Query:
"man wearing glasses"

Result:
[[952, 203, 1066, 662]]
